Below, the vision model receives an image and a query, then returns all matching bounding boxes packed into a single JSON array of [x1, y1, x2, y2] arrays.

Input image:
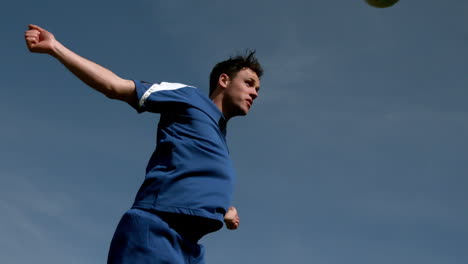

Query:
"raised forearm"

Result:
[[51, 41, 134, 101], [25, 24, 135, 103]]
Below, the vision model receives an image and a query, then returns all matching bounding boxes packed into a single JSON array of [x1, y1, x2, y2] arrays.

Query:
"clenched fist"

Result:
[[224, 206, 240, 230], [24, 24, 57, 54]]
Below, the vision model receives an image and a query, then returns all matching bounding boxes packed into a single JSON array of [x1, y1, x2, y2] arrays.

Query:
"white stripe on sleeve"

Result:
[[138, 82, 195, 109]]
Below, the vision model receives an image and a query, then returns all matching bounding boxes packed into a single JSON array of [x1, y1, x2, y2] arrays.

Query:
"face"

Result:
[[221, 68, 260, 118]]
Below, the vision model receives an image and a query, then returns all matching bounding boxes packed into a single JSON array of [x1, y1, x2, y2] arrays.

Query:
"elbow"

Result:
[[105, 89, 121, 100], [105, 89, 132, 103], [105, 79, 135, 102]]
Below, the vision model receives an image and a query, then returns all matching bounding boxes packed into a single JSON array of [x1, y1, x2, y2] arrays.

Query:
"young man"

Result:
[[25, 24, 263, 264]]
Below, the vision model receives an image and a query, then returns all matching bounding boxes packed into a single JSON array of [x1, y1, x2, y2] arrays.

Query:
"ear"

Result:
[[218, 73, 230, 89]]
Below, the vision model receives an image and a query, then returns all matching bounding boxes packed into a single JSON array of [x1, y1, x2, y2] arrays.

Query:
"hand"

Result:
[[24, 24, 57, 55], [224, 206, 240, 230]]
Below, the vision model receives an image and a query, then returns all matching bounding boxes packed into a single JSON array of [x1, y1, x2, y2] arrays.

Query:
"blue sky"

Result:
[[2, 0, 468, 263]]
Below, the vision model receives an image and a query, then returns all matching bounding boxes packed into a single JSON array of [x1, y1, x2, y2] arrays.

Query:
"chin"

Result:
[[228, 105, 250, 118], [230, 109, 248, 118], [240, 107, 249, 116], [233, 111, 247, 117]]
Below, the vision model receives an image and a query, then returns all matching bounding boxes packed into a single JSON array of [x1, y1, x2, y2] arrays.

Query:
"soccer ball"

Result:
[[365, 0, 400, 8]]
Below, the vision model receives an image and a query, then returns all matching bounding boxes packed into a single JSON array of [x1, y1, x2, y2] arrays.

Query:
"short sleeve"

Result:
[[132, 80, 197, 113]]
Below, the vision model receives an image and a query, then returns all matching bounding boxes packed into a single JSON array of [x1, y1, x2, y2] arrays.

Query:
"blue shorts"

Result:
[[107, 209, 205, 264]]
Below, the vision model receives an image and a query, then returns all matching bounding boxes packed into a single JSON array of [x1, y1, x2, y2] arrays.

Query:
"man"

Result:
[[25, 24, 263, 263]]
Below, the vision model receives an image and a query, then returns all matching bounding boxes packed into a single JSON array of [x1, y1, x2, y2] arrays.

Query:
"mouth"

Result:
[[246, 99, 253, 108]]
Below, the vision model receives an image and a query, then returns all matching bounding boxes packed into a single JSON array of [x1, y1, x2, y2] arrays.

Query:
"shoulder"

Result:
[[133, 80, 207, 113]]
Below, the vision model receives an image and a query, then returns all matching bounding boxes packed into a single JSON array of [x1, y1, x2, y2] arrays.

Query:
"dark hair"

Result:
[[209, 50, 263, 95]]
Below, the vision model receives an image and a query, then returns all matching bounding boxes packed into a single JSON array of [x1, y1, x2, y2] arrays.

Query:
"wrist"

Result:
[[50, 40, 63, 58]]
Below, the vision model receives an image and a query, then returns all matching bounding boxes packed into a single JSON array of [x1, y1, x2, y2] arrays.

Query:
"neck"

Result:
[[210, 91, 232, 121]]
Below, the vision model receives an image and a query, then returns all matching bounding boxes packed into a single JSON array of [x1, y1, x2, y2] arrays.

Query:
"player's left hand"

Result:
[[224, 206, 240, 230]]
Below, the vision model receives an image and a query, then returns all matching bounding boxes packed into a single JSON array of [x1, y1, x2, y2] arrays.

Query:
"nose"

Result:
[[250, 89, 258, 100]]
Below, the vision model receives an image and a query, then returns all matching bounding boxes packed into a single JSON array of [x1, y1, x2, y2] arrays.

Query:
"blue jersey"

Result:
[[130, 80, 235, 226]]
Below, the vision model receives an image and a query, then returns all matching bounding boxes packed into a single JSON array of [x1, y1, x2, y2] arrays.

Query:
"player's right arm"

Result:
[[24, 24, 136, 104]]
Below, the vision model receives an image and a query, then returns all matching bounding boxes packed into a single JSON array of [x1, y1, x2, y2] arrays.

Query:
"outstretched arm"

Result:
[[24, 24, 136, 104], [224, 206, 240, 230]]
